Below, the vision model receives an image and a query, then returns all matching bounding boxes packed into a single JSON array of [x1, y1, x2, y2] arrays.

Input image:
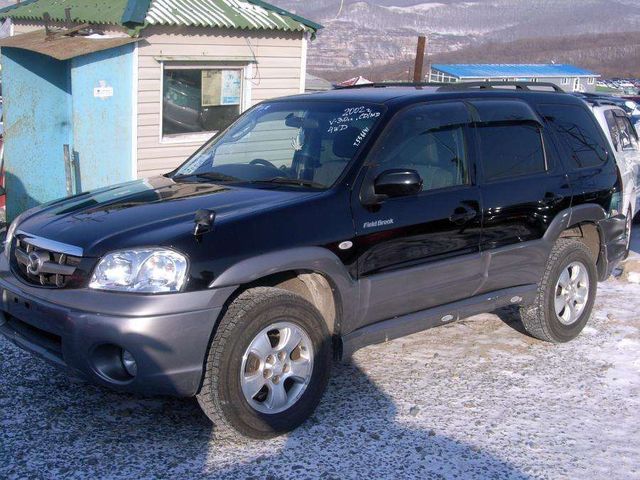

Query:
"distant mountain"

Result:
[[326, 31, 640, 81], [277, 0, 640, 76]]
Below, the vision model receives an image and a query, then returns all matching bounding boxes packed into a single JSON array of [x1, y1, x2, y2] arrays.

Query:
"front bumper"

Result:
[[0, 256, 236, 397]]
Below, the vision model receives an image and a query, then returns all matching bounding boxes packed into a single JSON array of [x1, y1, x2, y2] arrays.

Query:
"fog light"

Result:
[[121, 350, 138, 377]]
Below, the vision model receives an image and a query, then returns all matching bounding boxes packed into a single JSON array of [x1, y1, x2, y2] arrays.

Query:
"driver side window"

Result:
[[375, 102, 470, 192]]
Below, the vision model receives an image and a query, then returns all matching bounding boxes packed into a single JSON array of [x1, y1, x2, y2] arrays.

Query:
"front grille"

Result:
[[13, 237, 83, 288]]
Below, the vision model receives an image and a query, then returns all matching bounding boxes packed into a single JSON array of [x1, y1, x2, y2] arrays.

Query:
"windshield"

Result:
[[173, 101, 384, 189]]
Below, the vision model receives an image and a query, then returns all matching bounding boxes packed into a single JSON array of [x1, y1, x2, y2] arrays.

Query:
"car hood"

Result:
[[17, 177, 322, 257]]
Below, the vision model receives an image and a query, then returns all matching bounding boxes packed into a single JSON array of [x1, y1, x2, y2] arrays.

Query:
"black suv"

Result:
[[0, 83, 628, 439]]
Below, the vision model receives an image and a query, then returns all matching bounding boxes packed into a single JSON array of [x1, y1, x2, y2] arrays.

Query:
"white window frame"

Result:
[[159, 61, 252, 145], [587, 77, 595, 85], [561, 77, 569, 85], [573, 78, 581, 92]]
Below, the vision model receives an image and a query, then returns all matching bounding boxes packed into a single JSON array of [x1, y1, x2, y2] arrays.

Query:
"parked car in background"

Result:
[[573, 92, 640, 128], [583, 101, 640, 249], [0, 82, 628, 439]]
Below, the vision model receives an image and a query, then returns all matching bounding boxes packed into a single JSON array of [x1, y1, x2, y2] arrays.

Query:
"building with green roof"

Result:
[[0, 0, 321, 218]]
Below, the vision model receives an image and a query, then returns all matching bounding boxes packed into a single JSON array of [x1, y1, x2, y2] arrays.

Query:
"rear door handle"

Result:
[[449, 204, 478, 224]]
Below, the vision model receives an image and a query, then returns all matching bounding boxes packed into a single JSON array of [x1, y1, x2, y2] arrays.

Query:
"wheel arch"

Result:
[[545, 203, 608, 277], [209, 247, 358, 342]]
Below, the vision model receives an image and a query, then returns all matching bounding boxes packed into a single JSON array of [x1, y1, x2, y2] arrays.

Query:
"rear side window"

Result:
[[477, 123, 546, 182], [604, 110, 621, 151], [539, 104, 609, 168], [615, 114, 639, 151]]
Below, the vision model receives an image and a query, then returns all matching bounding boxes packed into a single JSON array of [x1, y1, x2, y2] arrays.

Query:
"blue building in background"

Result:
[[429, 64, 600, 93]]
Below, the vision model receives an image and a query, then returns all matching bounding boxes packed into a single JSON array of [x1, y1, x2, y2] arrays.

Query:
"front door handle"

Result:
[[542, 192, 564, 206], [449, 205, 477, 225]]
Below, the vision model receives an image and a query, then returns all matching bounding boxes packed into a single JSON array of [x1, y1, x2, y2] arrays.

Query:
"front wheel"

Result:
[[197, 287, 332, 439], [519, 239, 597, 343]]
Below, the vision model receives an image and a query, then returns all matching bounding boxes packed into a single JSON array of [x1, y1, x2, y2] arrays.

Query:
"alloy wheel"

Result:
[[554, 261, 590, 325], [240, 322, 314, 414]]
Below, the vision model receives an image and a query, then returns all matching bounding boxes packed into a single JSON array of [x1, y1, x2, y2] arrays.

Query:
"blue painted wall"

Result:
[[2, 48, 72, 221], [70, 43, 135, 192], [1, 44, 135, 221]]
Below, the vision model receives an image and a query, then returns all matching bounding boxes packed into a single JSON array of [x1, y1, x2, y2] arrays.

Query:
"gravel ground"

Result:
[[2, 232, 640, 479]]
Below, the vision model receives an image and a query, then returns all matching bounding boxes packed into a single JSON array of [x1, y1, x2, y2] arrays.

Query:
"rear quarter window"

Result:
[[538, 104, 609, 169]]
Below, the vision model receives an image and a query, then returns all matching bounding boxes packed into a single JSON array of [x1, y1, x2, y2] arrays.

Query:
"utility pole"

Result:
[[413, 35, 427, 83]]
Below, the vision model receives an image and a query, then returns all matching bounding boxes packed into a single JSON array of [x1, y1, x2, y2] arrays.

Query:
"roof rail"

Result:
[[334, 82, 445, 90], [437, 81, 565, 93]]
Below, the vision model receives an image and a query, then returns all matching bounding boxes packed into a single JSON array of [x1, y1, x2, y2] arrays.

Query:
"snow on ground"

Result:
[[2, 232, 640, 479]]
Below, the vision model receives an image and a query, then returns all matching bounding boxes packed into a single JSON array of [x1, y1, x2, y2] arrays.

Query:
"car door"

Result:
[[351, 101, 483, 329], [539, 103, 617, 212], [472, 99, 573, 294]]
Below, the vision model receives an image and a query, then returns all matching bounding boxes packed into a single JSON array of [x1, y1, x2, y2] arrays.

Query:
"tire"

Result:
[[197, 287, 332, 439], [519, 238, 597, 343]]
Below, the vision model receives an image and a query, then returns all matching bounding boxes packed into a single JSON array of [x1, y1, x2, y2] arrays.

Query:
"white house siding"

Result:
[[136, 26, 306, 178]]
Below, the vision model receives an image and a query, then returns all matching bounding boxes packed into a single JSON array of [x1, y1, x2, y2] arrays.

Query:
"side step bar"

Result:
[[340, 284, 538, 359]]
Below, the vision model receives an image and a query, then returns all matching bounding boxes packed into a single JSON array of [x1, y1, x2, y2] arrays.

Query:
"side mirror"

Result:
[[374, 169, 423, 198]]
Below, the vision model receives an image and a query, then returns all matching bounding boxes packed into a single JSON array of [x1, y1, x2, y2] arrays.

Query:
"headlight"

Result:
[[4, 211, 31, 258], [89, 249, 188, 293]]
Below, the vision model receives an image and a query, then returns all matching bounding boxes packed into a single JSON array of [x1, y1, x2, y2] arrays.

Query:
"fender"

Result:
[[543, 203, 607, 244], [543, 203, 621, 280], [209, 247, 359, 329]]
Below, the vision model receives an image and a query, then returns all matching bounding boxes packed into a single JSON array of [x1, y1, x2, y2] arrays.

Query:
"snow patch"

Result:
[[385, 3, 446, 14]]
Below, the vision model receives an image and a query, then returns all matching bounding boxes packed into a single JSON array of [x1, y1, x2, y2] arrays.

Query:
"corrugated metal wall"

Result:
[[1, 42, 137, 219], [71, 43, 136, 192], [2, 48, 72, 220]]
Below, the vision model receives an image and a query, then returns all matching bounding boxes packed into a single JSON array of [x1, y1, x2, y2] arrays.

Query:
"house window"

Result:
[[588, 77, 595, 85], [162, 65, 244, 140], [561, 78, 569, 85]]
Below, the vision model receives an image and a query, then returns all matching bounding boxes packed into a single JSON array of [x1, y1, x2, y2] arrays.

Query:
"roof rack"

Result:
[[334, 82, 445, 90], [437, 81, 565, 93], [333, 80, 566, 93]]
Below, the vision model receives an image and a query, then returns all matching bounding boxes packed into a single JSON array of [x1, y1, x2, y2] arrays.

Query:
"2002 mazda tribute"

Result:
[[0, 83, 629, 438]]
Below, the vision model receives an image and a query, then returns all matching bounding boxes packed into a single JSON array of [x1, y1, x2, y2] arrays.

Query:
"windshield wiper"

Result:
[[173, 172, 240, 183], [251, 177, 325, 188]]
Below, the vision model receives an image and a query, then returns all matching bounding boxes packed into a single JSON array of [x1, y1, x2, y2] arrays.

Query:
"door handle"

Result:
[[542, 192, 564, 206], [449, 205, 477, 224]]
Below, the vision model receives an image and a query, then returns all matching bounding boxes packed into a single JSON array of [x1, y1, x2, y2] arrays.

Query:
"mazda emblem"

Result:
[[27, 252, 45, 276]]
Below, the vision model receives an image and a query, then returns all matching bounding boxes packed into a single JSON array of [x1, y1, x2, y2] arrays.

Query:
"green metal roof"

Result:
[[0, 0, 321, 34], [145, 0, 319, 33], [0, 0, 133, 26]]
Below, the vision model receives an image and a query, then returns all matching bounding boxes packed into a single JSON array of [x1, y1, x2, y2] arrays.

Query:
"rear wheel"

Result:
[[519, 239, 597, 343], [197, 287, 332, 439]]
